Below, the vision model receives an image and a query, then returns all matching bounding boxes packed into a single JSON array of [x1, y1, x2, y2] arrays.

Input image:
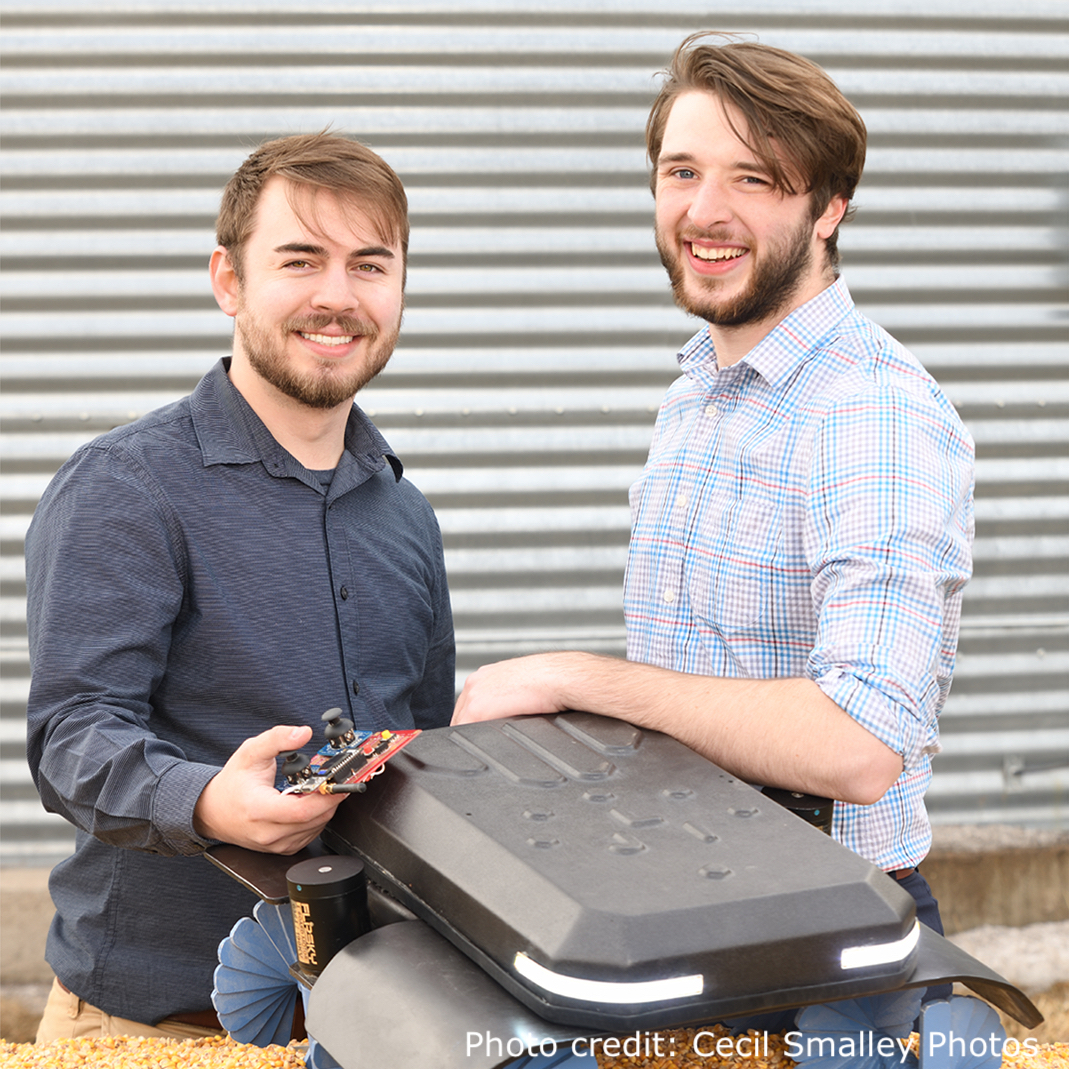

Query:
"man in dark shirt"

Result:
[[25, 133, 455, 1040]]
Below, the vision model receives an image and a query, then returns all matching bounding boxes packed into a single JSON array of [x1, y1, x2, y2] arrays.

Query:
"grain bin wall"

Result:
[[1, 0, 1066, 864]]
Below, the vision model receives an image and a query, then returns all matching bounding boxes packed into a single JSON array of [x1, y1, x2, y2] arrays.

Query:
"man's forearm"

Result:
[[30, 701, 215, 855], [453, 651, 902, 805]]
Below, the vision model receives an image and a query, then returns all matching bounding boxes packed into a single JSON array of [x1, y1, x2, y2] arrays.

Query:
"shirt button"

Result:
[[705, 404, 719, 417], [675, 494, 688, 510], [352, 680, 360, 696], [340, 586, 349, 600], [663, 588, 676, 604]]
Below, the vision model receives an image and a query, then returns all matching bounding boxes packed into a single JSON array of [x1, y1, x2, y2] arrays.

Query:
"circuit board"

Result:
[[278, 726, 420, 795]]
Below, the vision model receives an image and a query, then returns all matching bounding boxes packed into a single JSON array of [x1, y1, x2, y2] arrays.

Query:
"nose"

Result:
[[311, 263, 358, 313], [687, 178, 733, 231]]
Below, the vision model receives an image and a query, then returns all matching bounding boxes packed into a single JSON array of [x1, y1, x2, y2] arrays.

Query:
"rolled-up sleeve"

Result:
[[804, 386, 974, 770]]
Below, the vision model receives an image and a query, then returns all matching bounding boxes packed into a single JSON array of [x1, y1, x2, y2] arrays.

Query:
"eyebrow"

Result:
[[273, 242, 396, 260], [657, 152, 697, 169], [657, 152, 773, 176]]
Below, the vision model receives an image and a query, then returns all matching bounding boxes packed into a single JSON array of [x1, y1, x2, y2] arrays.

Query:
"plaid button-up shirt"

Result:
[[624, 278, 974, 870]]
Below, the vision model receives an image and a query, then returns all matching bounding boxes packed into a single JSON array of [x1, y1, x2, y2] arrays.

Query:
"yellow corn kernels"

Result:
[[0, 1035, 304, 1068], [3, 1030, 1066, 1068]]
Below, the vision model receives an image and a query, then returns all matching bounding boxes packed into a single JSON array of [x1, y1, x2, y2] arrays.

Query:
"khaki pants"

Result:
[[35, 978, 225, 1044]]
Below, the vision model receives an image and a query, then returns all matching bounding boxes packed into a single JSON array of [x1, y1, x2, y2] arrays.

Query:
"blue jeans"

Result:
[[898, 866, 953, 1003]]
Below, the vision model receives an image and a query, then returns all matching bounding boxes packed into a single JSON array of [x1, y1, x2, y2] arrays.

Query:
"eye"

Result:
[[283, 259, 311, 269], [354, 262, 384, 274], [671, 167, 696, 180]]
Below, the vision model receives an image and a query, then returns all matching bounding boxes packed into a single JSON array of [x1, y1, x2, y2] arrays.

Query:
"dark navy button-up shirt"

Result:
[[25, 359, 454, 1023]]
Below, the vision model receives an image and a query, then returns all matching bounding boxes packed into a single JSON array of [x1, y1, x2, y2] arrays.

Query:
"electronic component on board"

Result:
[[278, 708, 419, 795]]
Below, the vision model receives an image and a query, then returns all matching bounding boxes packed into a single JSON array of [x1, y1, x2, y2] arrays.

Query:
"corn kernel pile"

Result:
[[0, 1035, 305, 1068], [1003, 1044, 1069, 1069], [2, 1031, 1066, 1068]]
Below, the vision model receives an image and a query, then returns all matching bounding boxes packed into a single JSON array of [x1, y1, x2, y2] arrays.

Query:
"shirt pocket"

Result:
[[686, 496, 780, 634]]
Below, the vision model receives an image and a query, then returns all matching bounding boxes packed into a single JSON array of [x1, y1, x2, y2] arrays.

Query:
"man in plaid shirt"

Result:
[[454, 34, 973, 940]]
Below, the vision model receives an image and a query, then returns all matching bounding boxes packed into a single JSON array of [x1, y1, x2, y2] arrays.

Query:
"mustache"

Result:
[[283, 314, 379, 338], [679, 227, 748, 246]]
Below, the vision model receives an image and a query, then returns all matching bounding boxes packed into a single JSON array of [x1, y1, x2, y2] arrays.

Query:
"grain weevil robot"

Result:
[[211, 712, 1042, 1069]]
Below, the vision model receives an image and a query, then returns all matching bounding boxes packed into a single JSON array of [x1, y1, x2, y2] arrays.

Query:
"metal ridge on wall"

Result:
[[1, 0, 1066, 864]]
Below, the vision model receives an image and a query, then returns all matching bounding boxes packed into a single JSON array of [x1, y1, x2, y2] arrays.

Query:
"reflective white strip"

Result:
[[513, 953, 704, 1004], [840, 919, 921, 970]]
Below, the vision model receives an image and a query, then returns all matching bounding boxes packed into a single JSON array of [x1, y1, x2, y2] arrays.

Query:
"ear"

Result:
[[209, 246, 240, 317], [814, 195, 849, 241]]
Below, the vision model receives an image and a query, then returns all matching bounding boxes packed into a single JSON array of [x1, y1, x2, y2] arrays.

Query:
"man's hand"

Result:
[[452, 653, 577, 725], [193, 725, 345, 854]]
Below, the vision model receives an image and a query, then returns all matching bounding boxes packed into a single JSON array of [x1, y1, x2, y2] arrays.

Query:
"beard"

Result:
[[655, 213, 815, 328], [236, 309, 401, 410]]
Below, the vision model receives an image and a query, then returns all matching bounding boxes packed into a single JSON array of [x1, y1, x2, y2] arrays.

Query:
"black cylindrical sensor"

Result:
[[286, 855, 370, 976], [761, 787, 835, 835]]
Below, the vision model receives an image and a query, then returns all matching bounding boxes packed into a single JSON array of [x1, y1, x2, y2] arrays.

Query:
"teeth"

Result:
[[301, 332, 354, 346], [690, 245, 746, 262]]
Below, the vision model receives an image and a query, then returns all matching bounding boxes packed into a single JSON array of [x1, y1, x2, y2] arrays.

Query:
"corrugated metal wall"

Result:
[[2, 0, 1066, 866]]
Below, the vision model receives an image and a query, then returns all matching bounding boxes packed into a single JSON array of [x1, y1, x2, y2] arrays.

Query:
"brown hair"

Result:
[[216, 131, 409, 280], [646, 33, 866, 263]]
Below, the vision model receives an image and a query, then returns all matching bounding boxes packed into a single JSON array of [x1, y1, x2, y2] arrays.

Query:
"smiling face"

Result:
[[211, 176, 404, 411], [653, 91, 846, 354]]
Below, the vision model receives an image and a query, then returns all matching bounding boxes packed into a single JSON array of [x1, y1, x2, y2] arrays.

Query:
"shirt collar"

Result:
[[191, 359, 403, 482], [677, 277, 856, 389]]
